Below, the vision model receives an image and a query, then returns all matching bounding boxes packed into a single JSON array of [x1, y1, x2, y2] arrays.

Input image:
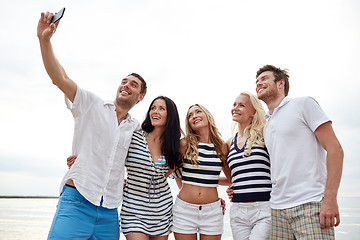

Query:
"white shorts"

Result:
[[230, 201, 271, 240], [171, 196, 223, 235]]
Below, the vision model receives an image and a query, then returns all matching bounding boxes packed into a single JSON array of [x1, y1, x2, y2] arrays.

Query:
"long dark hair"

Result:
[[141, 96, 181, 169]]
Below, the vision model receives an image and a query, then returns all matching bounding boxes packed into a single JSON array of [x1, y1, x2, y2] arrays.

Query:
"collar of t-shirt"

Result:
[[265, 96, 291, 120]]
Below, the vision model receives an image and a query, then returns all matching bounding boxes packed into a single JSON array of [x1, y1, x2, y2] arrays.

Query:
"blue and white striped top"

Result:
[[227, 133, 271, 202], [181, 143, 223, 187]]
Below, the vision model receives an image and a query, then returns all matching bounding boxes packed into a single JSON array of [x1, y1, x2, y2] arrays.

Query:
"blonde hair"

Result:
[[233, 92, 266, 156], [184, 104, 227, 166]]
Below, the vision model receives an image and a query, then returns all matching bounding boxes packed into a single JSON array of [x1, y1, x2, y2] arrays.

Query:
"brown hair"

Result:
[[127, 73, 147, 95]]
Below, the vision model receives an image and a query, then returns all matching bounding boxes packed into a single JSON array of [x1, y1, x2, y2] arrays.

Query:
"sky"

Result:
[[0, 0, 359, 197]]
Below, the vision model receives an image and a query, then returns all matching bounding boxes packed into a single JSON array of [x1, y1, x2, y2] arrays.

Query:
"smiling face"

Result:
[[255, 71, 281, 103], [115, 75, 144, 108], [149, 99, 168, 127], [187, 105, 209, 133], [231, 94, 256, 126]]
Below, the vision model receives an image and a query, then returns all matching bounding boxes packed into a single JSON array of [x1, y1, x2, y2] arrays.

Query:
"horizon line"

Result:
[[0, 195, 58, 199]]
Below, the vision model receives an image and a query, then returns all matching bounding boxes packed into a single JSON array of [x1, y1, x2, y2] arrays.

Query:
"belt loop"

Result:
[[199, 206, 202, 210]]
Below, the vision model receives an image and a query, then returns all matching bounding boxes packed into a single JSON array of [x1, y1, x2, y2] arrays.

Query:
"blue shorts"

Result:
[[47, 185, 120, 240]]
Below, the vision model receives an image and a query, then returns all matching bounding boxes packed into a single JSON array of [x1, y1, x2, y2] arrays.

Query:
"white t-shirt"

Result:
[[263, 96, 330, 209], [60, 87, 139, 209]]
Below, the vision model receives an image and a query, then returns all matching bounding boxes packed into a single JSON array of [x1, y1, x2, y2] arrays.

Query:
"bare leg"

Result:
[[126, 232, 169, 240], [126, 232, 149, 240], [150, 235, 169, 240], [199, 234, 221, 240], [174, 232, 198, 240]]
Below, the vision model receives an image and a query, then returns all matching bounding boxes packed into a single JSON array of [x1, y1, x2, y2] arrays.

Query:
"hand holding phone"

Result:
[[51, 7, 65, 23]]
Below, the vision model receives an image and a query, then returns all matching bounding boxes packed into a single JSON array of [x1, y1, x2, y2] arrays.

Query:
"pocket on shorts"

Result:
[[217, 202, 223, 216], [230, 204, 237, 221], [230, 204, 246, 222], [172, 200, 185, 215], [208, 201, 224, 222], [258, 203, 271, 221], [59, 192, 84, 206]]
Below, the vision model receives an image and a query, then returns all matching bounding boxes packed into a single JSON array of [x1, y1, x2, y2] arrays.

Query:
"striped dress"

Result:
[[120, 130, 173, 236], [227, 133, 271, 202]]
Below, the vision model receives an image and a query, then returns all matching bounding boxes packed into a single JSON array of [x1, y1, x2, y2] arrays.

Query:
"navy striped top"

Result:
[[227, 133, 271, 202], [181, 143, 223, 187]]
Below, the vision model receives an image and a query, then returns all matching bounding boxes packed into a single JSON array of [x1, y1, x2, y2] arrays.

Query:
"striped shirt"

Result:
[[181, 143, 223, 187], [227, 133, 271, 202], [120, 130, 173, 236]]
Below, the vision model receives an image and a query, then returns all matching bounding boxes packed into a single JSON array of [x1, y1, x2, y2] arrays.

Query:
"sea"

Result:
[[0, 191, 359, 239]]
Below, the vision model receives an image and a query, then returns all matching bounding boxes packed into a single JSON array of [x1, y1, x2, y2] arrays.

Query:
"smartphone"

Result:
[[51, 7, 66, 23]]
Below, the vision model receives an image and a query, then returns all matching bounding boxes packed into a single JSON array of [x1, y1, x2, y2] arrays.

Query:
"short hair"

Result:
[[127, 73, 147, 95], [141, 96, 181, 169], [256, 65, 290, 96]]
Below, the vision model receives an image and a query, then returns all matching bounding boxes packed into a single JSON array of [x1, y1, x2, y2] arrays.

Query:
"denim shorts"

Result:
[[47, 185, 119, 240]]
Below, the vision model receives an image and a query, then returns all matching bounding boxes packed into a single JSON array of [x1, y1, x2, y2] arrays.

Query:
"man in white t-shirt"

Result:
[[255, 65, 343, 239], [37, 11, 147, 239]]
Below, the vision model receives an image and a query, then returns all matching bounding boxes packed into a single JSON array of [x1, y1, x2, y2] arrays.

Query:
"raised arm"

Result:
[[37, 12, 77, 102], [315, 121, 344, 229]]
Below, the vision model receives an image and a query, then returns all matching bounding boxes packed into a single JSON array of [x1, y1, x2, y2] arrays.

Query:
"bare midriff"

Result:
[[177, 183, 219, 204]]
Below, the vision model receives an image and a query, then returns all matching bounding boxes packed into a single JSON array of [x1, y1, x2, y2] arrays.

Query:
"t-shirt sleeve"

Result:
[[302, 96, 331, 132], [64, 87, 97, 118]]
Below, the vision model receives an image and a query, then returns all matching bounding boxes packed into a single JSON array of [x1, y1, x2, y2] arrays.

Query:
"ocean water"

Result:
[[0, 195, 359, 239]]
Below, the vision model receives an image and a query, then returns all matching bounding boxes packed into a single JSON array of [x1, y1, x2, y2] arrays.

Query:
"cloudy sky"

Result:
[[0, 0, 359, 197]]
